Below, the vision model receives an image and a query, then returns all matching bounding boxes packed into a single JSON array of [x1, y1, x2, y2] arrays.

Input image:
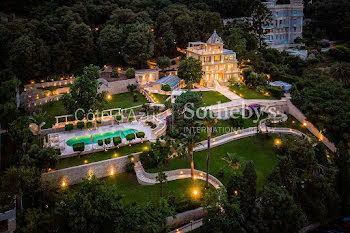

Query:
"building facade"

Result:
[[263, 0, 304, 50], [135, 69, 159, 85], [186, 30, 240, 87]]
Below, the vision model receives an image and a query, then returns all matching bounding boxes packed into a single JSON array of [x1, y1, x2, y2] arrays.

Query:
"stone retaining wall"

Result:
[[99, 78, 137, 95], [42, 153, 141, 186]]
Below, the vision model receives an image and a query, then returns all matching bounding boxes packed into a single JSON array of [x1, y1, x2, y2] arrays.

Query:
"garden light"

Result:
[[274, 139, 281, 146], [107, 95, 112, 100]]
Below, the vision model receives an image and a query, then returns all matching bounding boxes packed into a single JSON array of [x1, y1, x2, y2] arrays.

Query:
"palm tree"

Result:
[[331, 62, 350, 87], [156, 171, 167, 197], [182, 133, 201, 181], [222, 152, 241, 174], [29, 112, 46, 146], [203, 111, 218, 189]]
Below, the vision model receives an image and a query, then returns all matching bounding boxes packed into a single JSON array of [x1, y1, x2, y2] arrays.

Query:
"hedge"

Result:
[[98, 140, 103, 146], [266, 86, 283, 99], [54, 148, 61, 155], [126, 133, 136, 141], [86, 121, 93, 128], [115, 115, 122, 121], [113, 137, 122, 146], [104, 138, 111, 145], [65, 124, 73, 131], [136, 132, 145, 138], [77, 121, 85, 129], [73, 142, 84, 152], [146, 121, 156, 129]]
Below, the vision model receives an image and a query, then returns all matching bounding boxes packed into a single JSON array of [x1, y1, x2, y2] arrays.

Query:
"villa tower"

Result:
[[186, 30, 240, 87]]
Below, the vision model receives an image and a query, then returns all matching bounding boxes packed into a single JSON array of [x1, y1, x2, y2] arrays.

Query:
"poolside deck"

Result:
[[48, 122, 156, 156]]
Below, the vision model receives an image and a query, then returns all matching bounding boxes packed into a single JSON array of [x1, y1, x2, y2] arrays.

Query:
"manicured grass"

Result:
[[230, 85, 277, 100], [151, 93, 170, 104], [104, 92, 148, 109], [200, 91, 231, 107], [41, 100, 67, 129], [198, 118, 259, 141], [148, 135, 280, 190], [55, 142, 151, 170], [268, 114, 309, 135], [102, 173, 207, 207]]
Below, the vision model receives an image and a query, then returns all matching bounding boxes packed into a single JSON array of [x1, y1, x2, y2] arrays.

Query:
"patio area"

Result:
[[48, 122, 156, 156]]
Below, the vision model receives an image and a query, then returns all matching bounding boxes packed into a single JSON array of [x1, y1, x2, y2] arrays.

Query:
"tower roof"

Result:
[[207, 30, 223, 45]]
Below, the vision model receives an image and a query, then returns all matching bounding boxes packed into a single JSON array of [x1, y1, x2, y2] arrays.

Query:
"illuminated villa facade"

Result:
[[186, 30, 240, 87], [263, 0, 304, 50]]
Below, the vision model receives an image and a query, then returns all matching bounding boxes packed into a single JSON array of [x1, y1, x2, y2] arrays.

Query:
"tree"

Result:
[[111, 68, 119, 78], [156, 171, 167, 197], [240, 162, 257, 218], [0, 77, 20, 129], [178, 57, 203, 89], [331, 62, 350, 87], [122, 23, 154, 68], [223, 152, 241, 174], [55, 176, 125, 233], [203, 110, 218, 189], [61, 68, 107, 114], [20, 144, 59, 172], [257, 184, 307, 233], [182, 132, 201, 181], [202, 191, 246, 233], [249, 0, 272, 48], [82, 64, 100, 80], [156, 56, 171, 71], [98, 25, 123, 65]]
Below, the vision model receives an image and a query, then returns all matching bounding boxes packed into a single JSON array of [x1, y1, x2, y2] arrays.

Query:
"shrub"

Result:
[[65, 123, 73, 131], [146, 121, 156, 129], [171, 60, 176, 65], [86, 121, 93, 128], [104, 138, 111, 145], [127, 84, 137, 92], [125, 68, 135, 79], [161, 84, 171, 91], [115, 115, 122, 121], [111, 67, 119, 78], [113, 137, 122, 146], [73, 143, 84, 152], [125, 162, 135, 173], [96, 120, 101, 124], [77, 121, 85, 129], [128, 116, 134, 122], [133, 93, 138, 102], [98, 140, 103, 146], [136, 132, 145, 138], [126, 133, 136, 142]]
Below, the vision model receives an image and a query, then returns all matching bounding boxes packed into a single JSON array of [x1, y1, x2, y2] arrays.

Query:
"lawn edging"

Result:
[[42, 152, 142, 187]]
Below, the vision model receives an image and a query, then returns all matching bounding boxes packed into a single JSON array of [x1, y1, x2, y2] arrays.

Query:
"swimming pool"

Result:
[[66, 129, 137, 146]]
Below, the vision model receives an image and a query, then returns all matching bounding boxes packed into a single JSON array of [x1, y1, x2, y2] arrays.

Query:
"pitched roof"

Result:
[[207, 30, 223, 45]]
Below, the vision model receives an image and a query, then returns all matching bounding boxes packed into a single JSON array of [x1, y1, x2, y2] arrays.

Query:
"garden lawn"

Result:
[[198, 118, 259, 141], [102, 173, 207, 208], [148, 135, 280, 190], [56, 142, 151, 170], [41, 100, 67, 129], [200, 91, 231, 107], [151, 93, 170, 104], [230, 85, 277, 100], [269, 114, 309, 135], [104, 92, 148, 109]]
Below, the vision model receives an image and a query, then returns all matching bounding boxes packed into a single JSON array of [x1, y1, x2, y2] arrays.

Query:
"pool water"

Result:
[[66, 129, 137, 146]]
